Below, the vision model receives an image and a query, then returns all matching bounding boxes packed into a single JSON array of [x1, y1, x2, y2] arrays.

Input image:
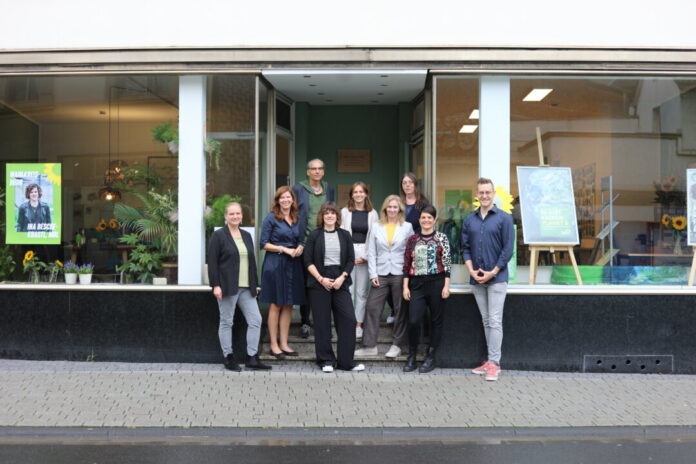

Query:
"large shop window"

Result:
[[0, 75, 179, 283], [434, 77, 480, 273], [511, 77, 696, 285], [207, 75, 256, 229]]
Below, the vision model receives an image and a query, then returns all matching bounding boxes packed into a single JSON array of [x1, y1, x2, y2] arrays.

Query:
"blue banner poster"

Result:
[[5, 163, 62, 245]]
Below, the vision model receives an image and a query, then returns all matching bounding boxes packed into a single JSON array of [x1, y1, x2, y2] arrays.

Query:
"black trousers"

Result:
[[408, 274, 446, 354], [300, 265, 311, 325], [309, 266, 357, 370]]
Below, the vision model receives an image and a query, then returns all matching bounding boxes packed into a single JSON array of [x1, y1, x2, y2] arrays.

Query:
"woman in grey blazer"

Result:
[[355, 195, 414, 358]]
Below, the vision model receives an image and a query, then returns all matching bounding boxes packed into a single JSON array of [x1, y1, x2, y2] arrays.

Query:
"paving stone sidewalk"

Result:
[[0, 360, 695, 428]]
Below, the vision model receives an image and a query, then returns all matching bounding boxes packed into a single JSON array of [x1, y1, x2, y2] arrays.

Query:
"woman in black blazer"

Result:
[[304, 202, 365, 373], [208, 202, 270, 372]]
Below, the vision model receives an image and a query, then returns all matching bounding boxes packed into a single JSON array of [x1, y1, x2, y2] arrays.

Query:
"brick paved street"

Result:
[[1, 360, 694, 428]]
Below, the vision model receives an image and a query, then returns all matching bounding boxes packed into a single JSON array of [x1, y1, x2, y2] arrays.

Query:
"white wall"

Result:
[[3, 0, 696, 50]]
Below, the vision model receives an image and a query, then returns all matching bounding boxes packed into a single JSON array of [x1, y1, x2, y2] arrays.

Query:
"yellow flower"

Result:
[[672, 216, 687, 230], [24, 250, 35, 261], [109, 219, 119, 229], [55, 260, 63, 267], [96, 219, 108, 231], [661, 214, 671, 226], [666, 175, 677, 186], [22, 258, 28, 267], [662, 180, 674, 192]]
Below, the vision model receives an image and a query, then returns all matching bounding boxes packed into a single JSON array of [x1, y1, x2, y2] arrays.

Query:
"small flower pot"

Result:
[[64, 273, 78, 285], [79, 274, 92, 284]]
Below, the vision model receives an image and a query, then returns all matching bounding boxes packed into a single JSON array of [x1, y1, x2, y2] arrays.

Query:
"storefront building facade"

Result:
[[2, 2, 696, 372]]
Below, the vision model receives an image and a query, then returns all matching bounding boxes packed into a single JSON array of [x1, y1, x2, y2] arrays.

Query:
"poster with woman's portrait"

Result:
[[5, 163, 62, 245]]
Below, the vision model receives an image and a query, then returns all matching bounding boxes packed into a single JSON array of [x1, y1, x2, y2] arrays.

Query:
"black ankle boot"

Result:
[[246, 354, 272, 370], [224, 353, 242, 372], [419, 348, 436, 373], [403, 352, 417, 372]]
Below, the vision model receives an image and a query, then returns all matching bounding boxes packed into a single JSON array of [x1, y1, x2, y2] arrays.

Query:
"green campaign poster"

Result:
[[5, 163, 62, 245], [517, 166, 579, 245]]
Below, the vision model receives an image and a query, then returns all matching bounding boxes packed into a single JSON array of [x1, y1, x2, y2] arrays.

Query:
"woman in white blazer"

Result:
[[340, 182, 379, 340], [354, 195, 414, 358]]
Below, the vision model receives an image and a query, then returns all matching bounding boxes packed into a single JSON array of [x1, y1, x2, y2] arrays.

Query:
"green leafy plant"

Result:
[[22, 250, 47, 283], [151, 121, 178, 144], [46, 260, 64, 283], [117, 233, 163, 283], [0, 246, 16, 281], [114, 189, 178, 259], [63, 261, 79, 274], [151, 121, 222, 170]]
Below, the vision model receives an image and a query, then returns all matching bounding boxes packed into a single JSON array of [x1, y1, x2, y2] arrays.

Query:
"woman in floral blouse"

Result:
[[402, 205, 451, 373]]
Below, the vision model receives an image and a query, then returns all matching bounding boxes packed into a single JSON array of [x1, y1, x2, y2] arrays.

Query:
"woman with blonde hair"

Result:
[[260, 186, 306, 359], [355, 195, 414, 358], [340, 182, 378, 340]]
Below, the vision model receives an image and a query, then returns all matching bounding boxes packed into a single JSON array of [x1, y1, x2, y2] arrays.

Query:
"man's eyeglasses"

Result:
[[308, 167, 324, 171]]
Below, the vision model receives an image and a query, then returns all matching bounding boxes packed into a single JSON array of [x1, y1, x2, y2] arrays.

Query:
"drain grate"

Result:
[[583, 354, 673, 374]]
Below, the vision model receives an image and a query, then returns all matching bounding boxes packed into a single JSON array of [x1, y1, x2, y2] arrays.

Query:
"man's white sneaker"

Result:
[[354, 346, 378, 356], [321, 364, 334, 373], [356, 326, 363, 339], [385, 345, 401, 358], [351, 364, 365, 372], [386, 315, 395, 324]]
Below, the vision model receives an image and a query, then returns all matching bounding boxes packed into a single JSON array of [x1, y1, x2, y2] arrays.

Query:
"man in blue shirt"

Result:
[[461, 177, 514, 381]]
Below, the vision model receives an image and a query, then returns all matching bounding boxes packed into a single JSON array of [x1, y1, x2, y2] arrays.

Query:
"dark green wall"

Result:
[[295, 104, 410, 210]]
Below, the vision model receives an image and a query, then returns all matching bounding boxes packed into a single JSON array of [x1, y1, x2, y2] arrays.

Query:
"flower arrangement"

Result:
[[22, 250, 47, 283], [46, 260, 63, 283], [661, 213, 687, 254], [654, 175, 686, 207], [77, 263, 94, 274], [63, 261, 79, 274]]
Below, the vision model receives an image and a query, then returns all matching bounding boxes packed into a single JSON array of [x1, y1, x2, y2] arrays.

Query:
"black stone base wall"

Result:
[[1, 290, 695, 374]]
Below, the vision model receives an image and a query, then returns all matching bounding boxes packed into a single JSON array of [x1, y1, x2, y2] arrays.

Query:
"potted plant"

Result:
[[22, 250, 46, 284], [0, 246, 16, 283], [117, 234, 163, 283], [78, 263, 94, 284], [63, 261, 79, 284], [151, 121, 222, 169]]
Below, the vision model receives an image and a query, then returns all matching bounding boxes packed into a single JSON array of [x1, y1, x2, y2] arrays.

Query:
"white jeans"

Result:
[[471, 282, 507, 365]]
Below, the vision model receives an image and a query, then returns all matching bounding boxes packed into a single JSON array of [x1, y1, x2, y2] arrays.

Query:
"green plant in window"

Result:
[[114, 189, 178, 259], [0, 246, 16, 282], [151, 121, 222, 170], [117, 233, 163, 283]]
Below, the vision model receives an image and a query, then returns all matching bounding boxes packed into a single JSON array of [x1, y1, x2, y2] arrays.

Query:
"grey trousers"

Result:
[[216, 288, 262, 357], [471, 282, 507, 365], [361, 274, 407, 348]]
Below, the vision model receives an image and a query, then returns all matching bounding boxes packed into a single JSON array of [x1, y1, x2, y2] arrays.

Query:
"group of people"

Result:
[[207, 158, 514, 381]]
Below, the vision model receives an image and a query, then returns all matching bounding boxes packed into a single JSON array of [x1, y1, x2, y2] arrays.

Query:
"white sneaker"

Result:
[[321, 364, 334, 373], [356, 326, 363, 339], [354, 346, 378, 356], [351, 364, 365, 372], [385, 345, 401, 358], [386, 315, 395, 324]]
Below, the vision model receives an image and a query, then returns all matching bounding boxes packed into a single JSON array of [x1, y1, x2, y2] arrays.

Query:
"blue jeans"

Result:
[[216, 288, 262, 357], [471, 282, 507, 365]]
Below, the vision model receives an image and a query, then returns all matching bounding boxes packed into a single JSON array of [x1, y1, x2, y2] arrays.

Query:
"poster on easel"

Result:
[[517, 166, 579, 245], [5, 163, 62, 245], [688, 169, 696, 246]]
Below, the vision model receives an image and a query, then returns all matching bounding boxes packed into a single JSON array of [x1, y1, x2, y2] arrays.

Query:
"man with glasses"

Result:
[[461, 177, 514, 381], [293, 158, 335, 338]]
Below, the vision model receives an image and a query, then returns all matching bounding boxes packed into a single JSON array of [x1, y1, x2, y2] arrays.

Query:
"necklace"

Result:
[[311, 184, 323, 194]]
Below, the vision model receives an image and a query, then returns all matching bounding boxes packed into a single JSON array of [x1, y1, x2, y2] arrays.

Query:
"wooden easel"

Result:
[[688, 246, 696, 286], [527, 127, 583, 285]]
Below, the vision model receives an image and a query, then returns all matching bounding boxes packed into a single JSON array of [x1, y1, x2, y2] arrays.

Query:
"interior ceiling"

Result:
[[262, 70, 427, 105]]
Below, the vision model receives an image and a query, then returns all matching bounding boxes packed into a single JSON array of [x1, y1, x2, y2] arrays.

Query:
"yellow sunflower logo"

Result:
[[43, 163, 62, 185], [473, 186, 515, 214], [661, 213, 671, 226], [672, 216, 687, 230]]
